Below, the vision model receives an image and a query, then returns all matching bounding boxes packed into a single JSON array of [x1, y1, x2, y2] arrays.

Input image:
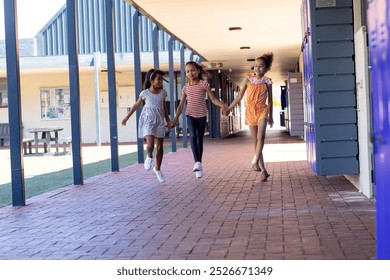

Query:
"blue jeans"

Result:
[[187, 116, 207, 163]]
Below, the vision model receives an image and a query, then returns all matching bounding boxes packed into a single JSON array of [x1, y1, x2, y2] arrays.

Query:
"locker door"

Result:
[[302, 0, 317, 172], [367, 0, 390, 259], [303, 0, 358, 175]]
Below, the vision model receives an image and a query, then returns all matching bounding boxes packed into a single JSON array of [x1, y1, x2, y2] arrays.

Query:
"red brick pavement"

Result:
[[0, 128, 376, 260]]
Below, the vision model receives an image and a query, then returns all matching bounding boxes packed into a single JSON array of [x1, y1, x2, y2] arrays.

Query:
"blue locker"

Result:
[[367, 0, 390, 260], [301, 0, 358, 175]]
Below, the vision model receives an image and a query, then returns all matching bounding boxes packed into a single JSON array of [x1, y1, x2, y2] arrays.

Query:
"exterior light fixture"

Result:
[[201, 61, 223, 69]]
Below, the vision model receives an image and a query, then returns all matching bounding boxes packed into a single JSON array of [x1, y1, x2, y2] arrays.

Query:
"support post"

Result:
[[66, 0, 84, 185], [132, 8, 144, 163], [180, 45, 187, 148], [152, 25, 160, 69], [93, 52, 102, 147], [105, 0, 119, 172], [4, 0, 25, 206], [168, 37, 177, 152]]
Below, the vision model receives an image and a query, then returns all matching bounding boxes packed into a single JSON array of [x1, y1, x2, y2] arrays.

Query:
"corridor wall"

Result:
[[301, 0, 358, 175]]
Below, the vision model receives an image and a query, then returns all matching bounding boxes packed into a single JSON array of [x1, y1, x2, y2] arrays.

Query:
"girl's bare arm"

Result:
[[206, 86, 223, 107], [267, 84, 274, 127], [163, 97, 171, 124], [228, 78, 247, 110], [121, 96, 143, 125], [171, 93, 187, 126]]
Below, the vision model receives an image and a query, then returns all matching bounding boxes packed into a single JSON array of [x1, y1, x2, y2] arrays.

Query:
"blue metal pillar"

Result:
[[180, 45, 187, 148], [168, 37, 177, 151], [189, 51, 194, 61], [66, 0, 84, 185], [367, 0, 390, 260], [132, 8, 144, 163], [4, 0, 25, 206], [105, 0, 119, 172], [152, 25, 160, 69]]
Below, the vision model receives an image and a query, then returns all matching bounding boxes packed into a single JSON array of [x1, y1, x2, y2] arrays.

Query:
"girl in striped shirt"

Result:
[[171, 61, 228, 178]]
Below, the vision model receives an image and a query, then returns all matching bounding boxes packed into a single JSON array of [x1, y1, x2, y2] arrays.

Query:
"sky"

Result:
[[0, 0, 65, 39]]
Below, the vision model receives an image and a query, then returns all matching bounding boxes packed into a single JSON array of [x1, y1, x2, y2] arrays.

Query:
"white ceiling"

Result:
[[127, 0, 303, 86]]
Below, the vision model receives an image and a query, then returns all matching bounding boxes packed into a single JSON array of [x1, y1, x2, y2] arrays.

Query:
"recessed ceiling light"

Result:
[[240, 46, 250, 50], [229, 27, 242, 31]]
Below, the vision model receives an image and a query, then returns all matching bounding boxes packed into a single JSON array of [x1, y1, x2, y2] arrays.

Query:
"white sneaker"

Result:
[[195, 170, 203, 178], [193, 161, 202, 172], [144, 156, 152, 171], [153, 167, 165, 183]]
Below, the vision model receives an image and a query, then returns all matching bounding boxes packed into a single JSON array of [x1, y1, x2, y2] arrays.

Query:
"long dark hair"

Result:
[[185, 61, 211, 80], [143, 68, 165, 89]]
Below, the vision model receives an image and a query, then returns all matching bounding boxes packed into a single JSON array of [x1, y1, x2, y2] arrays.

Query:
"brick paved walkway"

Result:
[[0, 128, 376, 260]]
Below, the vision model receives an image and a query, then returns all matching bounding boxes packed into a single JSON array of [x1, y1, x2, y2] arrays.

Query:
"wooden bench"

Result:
[[22, 138, 34, 155], [0, 123, 10, 146], [60, 137, 72, 154]]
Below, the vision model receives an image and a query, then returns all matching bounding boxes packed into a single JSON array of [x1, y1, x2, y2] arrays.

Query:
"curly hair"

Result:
[[257, 52, 274, 70]]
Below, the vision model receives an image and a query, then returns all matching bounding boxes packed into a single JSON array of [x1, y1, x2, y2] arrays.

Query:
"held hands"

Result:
[[221, 105, 230, 116], [168, 119, 177, 128]]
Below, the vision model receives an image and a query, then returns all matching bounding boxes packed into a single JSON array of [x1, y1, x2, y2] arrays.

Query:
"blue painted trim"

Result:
[[168, 37, 177, 152], [66, 0, 84, 185], [4, 0, 25, 206], [105, 0, 119, 172], [132, 8, 144, 163]]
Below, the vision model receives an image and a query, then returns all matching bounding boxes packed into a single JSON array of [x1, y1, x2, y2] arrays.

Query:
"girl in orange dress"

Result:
[[227, 53, 274, 181]]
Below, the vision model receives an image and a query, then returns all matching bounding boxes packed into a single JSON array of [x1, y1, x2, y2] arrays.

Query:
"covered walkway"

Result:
[[0, 128, 375, 260]]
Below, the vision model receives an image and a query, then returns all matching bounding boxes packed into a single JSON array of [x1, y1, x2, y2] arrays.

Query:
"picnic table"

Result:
[[28, 126, 63, 154]]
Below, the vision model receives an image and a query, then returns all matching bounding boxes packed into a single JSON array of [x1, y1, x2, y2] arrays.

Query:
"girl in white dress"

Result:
[[121, 69, 171, 183]]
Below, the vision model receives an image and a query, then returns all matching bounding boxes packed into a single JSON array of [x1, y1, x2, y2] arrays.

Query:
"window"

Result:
[[40, 88, 71, 119], [0, 91, 7, 108], [0, 80, 7, 108]]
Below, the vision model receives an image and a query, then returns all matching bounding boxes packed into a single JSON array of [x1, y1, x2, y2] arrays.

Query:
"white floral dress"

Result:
[[138, 89, 167, 138]]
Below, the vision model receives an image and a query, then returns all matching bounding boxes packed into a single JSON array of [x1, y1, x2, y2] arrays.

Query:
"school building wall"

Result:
[[0, 68, 139, 144]]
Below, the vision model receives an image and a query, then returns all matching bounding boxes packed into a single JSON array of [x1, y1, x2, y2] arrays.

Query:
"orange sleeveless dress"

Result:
[[244, 73, 272, 126]]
